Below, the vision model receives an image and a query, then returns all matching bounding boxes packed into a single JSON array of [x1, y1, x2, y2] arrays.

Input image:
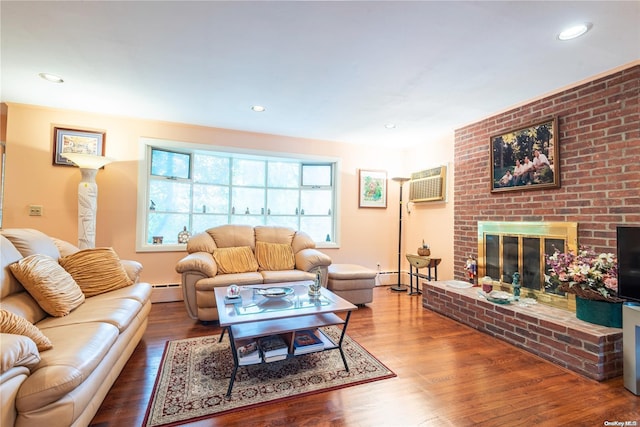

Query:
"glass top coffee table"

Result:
[[214, 281, 357, 397]]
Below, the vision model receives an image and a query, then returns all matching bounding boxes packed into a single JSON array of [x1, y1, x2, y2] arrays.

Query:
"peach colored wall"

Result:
[[2, 103, 450, 286], [401, 133, 455, 281]]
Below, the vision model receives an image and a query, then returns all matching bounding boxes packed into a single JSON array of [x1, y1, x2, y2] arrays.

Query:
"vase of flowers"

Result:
[[545, 246, 623, 327]]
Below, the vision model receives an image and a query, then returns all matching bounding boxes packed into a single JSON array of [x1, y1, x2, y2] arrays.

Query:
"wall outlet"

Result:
[[29, 205, 43, 216]]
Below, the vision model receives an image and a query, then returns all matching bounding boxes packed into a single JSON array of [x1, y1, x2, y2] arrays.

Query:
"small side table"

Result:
[[406, 254, 441, 295]]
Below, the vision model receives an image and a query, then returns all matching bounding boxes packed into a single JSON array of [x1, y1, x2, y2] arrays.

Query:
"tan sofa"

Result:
[[0, 229, 151, 427], [175, 224, 332, 322]]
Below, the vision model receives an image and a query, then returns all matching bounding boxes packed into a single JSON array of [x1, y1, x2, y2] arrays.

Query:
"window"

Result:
[[137, 139, 338, 251]]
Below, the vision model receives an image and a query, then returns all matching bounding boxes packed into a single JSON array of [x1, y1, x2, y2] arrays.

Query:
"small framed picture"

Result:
[[53, 127, 106, 166], [358, 169, 387, 208]]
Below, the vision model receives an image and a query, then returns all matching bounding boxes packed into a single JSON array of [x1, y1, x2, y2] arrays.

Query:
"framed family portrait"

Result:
[[358, 169, 387, 208], [490, 116, 559, 193], [53, 127, 106, 166]]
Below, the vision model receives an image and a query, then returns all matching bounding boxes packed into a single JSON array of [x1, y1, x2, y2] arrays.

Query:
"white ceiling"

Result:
[[1, 1, 639, 148]]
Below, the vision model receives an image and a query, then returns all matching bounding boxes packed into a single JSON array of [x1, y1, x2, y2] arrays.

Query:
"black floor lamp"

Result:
[[391, 177, 410, 292]]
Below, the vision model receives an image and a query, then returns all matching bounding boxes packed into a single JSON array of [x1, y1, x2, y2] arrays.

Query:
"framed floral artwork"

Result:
[[358, 169, 387, 208]]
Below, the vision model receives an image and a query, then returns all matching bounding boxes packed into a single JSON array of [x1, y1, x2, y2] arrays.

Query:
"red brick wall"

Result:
[[453, 65, 640, 281]]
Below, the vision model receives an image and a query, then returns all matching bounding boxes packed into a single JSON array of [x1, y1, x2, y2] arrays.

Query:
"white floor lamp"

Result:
[[61, 153, 114, 249], [391, 177, 410, 292]]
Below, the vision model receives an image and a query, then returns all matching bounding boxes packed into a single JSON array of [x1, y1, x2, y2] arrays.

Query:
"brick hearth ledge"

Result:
[[422, 280, 622, 381]]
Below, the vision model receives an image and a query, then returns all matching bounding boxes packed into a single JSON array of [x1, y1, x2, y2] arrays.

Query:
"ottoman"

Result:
[[327, 264, 377, 305]]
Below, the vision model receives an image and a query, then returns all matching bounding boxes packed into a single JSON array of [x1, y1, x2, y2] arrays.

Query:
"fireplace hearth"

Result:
[[422, 280, 623, 381]]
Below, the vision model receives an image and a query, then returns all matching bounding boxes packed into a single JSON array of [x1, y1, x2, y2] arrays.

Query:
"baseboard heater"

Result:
[[375, 271, 410, 286], [150, 283, 183, 303]]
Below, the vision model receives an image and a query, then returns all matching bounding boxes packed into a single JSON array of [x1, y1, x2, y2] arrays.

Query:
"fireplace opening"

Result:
[[478, 221, 578, 311]]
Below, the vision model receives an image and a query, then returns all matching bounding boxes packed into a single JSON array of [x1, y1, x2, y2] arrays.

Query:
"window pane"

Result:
[[301, 189, 332, 215], [302, 164, 332, 186], [267, 216, 299, 229], [151, 149, 190, 179], [268, 162, 299, 188], [192, 214, 227, 234], [193, 154, 229, 184], [148, 213, 190, 244], [267, 189, 299, 215], [193, 184, 229, 214], [232, 159, 265, 186], [231, 215, 264, 226], [149, 180, 191, 213], [231, 188, 264, 215], [301, 217, 332, 242]]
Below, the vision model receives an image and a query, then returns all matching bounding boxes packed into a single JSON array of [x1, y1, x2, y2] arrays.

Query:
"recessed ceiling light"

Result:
[[384, 123, 397, 129], [251, 105, 266, 112], [558, 23, 592, 41], [38, 72, 64, 83]]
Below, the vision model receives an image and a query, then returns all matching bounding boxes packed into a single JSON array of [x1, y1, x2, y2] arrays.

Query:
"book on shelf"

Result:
[[293, 329, 325, 355], [258, 334, 288, 358], [263, 353, 288, 363], [236, 340, 260, 365]]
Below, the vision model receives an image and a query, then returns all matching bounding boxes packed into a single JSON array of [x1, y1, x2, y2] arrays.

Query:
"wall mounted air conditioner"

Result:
[[409, 165, 446, 203]]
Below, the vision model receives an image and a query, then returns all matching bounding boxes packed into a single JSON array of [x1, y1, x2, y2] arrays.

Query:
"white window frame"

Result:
[[136, 137, 341, 252]]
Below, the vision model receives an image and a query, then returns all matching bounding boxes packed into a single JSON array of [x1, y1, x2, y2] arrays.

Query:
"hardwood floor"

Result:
[[90, 286, 639, 427]]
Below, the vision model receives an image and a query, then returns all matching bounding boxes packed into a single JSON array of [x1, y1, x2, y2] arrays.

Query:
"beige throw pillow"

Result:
[[9, 254, 84, 317], [255, 241, 295, 271], [0, 309, 53, 351], [59, 247, 133, 297], [212, 246, 258, 274]]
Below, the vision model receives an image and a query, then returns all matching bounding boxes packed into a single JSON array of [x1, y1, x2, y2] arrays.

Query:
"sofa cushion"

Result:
[[213, 246, 258, 274], [209, 224, 255, 248], [59, 247, 133, 297], [15, 322, 118, 412], [51, 238, 80, 257], [0, 309, 52, 351], [37, 297, 142, 333], [0, 333, 40, 374], [1, 228, 60, 259], [1, 235, 27, 299], [9, 254, 85, 317], [255, 241, 295, 271], [254, 225, 295, 245]]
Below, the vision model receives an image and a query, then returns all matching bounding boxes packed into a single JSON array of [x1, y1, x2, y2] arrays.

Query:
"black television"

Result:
[[617, 226, 640, 302]]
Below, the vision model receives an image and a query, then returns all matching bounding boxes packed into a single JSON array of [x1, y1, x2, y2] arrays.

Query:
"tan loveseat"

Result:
[[175, 224, 332, 322], [0, 229, 151, 427]]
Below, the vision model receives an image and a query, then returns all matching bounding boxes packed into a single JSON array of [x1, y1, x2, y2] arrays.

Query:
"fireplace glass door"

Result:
[[478, 221, 578, 311]]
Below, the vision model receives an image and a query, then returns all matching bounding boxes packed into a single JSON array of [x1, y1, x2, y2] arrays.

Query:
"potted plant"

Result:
[[545, 246, 623, 327]]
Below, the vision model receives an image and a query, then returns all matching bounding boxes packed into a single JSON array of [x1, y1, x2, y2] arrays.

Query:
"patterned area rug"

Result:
[[143, 327, 396, 427]]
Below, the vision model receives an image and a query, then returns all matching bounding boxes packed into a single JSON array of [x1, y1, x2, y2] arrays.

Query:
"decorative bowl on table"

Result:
[[486, 290, 512, 304], [256, 287, 294, 299]]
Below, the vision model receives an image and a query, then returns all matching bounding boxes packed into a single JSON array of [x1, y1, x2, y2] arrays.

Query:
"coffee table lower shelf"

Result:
[[224, 311, 352, 397]]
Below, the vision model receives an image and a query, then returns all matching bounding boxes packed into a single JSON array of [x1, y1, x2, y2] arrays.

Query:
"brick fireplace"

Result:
[[442, 64, 638, 381], [453, 64, 640, 282]]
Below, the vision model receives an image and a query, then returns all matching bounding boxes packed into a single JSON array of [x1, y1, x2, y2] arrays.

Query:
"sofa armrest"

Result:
[[120, 260, 143, 283], [295, 248, 331, 272], [175, 252, 217, 277], [1, 334, 40, 374]]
